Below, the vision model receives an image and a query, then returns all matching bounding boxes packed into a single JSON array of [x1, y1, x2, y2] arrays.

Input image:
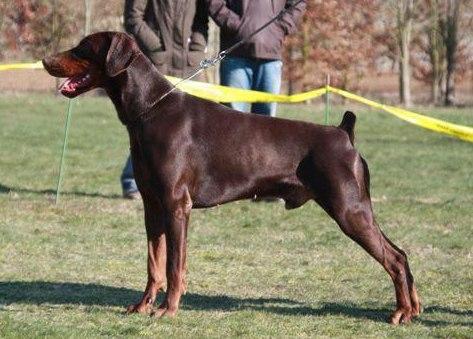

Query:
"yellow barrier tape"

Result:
[[1, 61, 472, 142], [166, 76, 326, 103], [0, 61, 44, 71], [328, 86, 473, 143]]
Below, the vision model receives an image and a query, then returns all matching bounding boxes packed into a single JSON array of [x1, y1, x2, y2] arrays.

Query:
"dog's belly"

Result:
[[191, 171, 312, 209]]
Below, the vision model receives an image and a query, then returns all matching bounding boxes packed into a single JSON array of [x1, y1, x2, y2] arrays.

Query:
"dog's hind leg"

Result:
[[305, 153, 420, 324], [357, 156, 421, 319], [380, 229, 422, 318], [337, 207, 418, 324], [127, 198, 167, 315]]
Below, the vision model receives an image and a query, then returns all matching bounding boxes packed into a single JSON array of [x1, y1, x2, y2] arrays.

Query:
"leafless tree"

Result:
[[443, 0, 461, 105], [413, 0, 471, 105], [427, 0, 444, 104], [396, 0, 415, 107]]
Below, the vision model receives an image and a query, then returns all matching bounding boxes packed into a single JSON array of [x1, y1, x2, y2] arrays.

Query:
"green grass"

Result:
[[0, 93, 472, 337]]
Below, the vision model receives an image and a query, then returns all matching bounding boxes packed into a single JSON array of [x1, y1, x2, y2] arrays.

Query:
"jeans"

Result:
[[220, 56, 283, 117], [121, 155, 138, 194]]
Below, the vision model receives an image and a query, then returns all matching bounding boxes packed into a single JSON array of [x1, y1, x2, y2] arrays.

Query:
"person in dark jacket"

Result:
[[120, 0, 209, 199], [125, 0, 209, 78], [207, 0, 305, 117]]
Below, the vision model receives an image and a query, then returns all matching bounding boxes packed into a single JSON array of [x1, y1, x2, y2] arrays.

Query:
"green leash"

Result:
[[55, 99, 74, 204]]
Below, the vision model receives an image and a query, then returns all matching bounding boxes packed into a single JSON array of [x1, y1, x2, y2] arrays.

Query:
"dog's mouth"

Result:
[[59, 72, 94, 98]]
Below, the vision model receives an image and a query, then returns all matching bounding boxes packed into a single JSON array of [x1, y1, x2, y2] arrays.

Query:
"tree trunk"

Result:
[[399, 32, 412, 107], [429, 0, 442, 105], [397, 0, 414, 107], [84, 0, 93, 36], [444, 0, 460, 106]]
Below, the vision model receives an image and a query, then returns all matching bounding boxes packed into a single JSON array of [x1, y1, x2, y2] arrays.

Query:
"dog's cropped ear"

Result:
[[105, 34, 138, 77]]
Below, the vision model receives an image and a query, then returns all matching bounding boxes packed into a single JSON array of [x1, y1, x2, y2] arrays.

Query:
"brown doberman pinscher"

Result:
[[42, 32, 421, 324]]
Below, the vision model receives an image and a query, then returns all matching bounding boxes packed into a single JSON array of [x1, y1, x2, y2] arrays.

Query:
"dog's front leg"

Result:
[[152, 188, 191, 318], [127, 199, 167, 315]]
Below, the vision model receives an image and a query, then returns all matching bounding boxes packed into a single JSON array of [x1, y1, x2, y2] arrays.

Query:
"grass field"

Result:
[[0, 93, 472, 337]]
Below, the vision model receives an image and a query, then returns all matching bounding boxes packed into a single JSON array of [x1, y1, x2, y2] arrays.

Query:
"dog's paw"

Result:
[[150, 306, 177, 318], [410, 287, 422, 317], [389, 308, 413, 325], [411, 302, 423, 318], [125, 303, 153, 315]]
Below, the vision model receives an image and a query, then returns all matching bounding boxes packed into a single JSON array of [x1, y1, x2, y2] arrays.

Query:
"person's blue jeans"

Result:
[[220, 56, 283, 117], [121, 155, 138, 194]]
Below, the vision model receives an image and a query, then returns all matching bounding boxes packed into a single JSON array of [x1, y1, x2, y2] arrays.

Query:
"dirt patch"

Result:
[[0, 69, 56, 93]]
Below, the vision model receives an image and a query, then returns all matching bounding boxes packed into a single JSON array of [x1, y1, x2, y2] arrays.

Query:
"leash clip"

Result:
[[199, 50, 228, 70], [217, 51, 227, 61], [199, 58, 213, 69]]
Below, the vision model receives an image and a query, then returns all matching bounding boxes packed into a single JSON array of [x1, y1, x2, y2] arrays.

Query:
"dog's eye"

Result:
[[72, 43, 94, 60], [71, 49, 88, 60]]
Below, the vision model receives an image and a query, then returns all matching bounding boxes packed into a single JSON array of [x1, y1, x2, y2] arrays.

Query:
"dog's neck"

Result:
[[105, 54, 174, 125]]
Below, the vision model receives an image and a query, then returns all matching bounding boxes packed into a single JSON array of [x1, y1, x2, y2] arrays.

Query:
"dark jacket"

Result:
[[124, 0, 209, 77], [207, 0, 305, 60]]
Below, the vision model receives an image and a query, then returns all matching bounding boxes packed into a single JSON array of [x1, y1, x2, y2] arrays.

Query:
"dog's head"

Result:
[[42, 32, 140, 98]]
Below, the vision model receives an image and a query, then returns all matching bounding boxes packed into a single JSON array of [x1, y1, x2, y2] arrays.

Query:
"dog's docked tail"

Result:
[[338, 111, 356, 145]]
